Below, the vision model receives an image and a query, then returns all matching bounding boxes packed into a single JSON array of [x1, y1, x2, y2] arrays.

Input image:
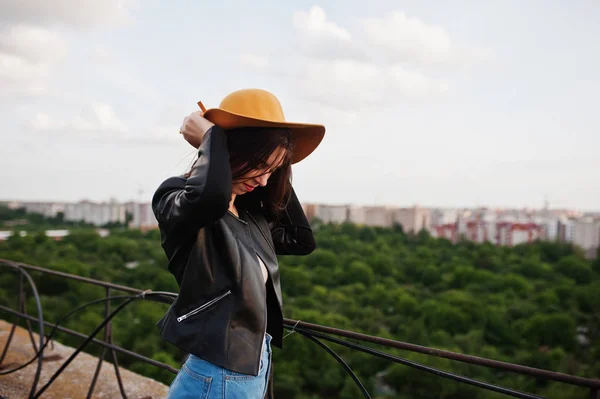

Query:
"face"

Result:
[[231, 147, 287, 196]]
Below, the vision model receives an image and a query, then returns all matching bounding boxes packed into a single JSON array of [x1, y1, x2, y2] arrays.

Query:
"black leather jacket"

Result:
[[152, 125, 316, 376]]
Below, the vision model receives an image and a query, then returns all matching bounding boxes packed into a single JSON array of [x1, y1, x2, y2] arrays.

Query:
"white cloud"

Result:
[[0, 52, 47, 82], [91, 103, 129, 132], [293, 6, 351, 41], [0, 25, 68, 63], [26, 104, 186, 148], [0, 0, 138, 99], [29, 103, 129, 134], [245, 7, 450, 109], [291, 6, 365, 61], [0, 25, 68, 97], [362, 11, 492, 66], [282, 8, 479, 109], [0, 0, 137, 28], [240, 53, 269, 70], [295, 59, 448, 109], [289, 8, 492, 66]]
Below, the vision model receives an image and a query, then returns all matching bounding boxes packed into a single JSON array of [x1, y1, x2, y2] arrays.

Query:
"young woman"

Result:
[[152, 89, 325, 398]]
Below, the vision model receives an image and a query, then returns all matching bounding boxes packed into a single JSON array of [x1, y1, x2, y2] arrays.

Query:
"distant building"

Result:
[[431, 209, 545, 247], [305, 203, 432, 229], [0, 231, 14, 241], [571, 217, 600, 259], [363, 206, 394, 227], [463, 216, 496, 243], [45, 230, 70, 241], [430, 208, 459, 226], [347, 206, 366, 225], [542, 218, 560, 241], [433, 223, 458, 242], [557, 217, 575, 243], [11, 202, 65, 218], [126, 202, 158, 230], [304, 204, 349, 224], [392, 206, 431, 232], [0, 229, 111, 241], [64, 199, 126, 226], [496, 222, 544, 246]]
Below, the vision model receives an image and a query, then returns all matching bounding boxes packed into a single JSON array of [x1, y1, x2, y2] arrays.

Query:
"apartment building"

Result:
[[64, 200, 127, 226], [126, 202, 159, 230], [304, 203, 349, 224], [572, 217, 600, 259], [392, 206, 431, 232], [7, 201, 65, 218]]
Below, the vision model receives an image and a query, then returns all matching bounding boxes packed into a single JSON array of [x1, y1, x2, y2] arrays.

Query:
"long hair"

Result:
[[186, 126, 295, 216]]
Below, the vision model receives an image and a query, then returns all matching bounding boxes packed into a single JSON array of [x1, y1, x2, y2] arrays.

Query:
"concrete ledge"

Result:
[[0, 320, 169, 399]]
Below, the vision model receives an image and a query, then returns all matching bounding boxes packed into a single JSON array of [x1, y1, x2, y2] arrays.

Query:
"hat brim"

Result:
[[203, 108, 325, 164]]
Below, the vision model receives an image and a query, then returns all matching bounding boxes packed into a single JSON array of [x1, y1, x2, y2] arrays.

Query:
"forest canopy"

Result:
[[0, 207, 598, 399]]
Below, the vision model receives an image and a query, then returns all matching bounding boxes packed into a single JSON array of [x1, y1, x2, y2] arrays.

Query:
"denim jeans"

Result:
[[167, 334, 272, 399]]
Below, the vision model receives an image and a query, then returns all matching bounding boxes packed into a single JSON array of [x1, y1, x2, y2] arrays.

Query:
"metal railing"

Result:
[[1, 259, 599, 399]]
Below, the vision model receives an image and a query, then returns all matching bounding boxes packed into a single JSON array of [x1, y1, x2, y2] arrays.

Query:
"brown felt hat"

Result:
[[199, 89, 325, 164]]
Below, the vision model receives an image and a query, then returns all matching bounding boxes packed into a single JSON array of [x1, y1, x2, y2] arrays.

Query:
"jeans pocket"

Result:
[[224, 366, 258, 380], [227, 354, 270, 380], [224, 365, 268, 399], [167, 364, 212, 399]]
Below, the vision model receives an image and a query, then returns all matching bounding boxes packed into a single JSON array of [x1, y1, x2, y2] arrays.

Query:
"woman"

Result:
[[152, 89, 325, 398]]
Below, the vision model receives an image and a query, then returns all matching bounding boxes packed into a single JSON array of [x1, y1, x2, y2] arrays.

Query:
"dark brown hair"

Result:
[[228, 126, 294, 215], [186, 126, 295, 216]]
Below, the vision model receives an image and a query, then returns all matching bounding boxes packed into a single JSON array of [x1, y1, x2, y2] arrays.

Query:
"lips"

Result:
[[244, 184, 255, 192]]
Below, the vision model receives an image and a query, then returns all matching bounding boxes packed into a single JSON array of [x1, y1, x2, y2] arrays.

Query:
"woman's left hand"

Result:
[[180, 111, 215, 148]]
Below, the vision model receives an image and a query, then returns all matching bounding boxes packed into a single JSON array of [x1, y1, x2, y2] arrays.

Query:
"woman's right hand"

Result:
[[180, 111, 215, 148]]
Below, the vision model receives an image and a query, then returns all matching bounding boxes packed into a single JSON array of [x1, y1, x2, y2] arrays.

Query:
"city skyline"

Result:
[[1, 1, 599, 210], [1, 195, 599, 214], [4, 197, 599, 260]]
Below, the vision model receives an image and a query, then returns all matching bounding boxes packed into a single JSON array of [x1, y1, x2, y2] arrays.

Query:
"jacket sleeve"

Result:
[[269, 186, 316, 256], [152, 126, 232, 235]]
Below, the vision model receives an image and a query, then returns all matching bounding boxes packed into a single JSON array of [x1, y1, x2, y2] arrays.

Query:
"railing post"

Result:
[[110, 337, 128, 399], [591, 388, 598, 399], [85, 286, 128, 399], [87, 286, 110, 398], [18, 273, 39, 353], [108, 289, 128, 399], [0, 274, 22, 365]]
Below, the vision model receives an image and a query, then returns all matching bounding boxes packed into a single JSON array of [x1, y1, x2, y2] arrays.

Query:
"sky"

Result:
[[1, 0, 599, 210]]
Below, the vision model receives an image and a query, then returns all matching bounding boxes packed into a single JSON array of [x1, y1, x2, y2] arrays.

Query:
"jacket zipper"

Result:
[[176, 290, 232, 322]]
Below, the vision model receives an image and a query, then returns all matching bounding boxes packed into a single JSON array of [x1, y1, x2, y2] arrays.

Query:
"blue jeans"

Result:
[[167, 334, 272, 399]]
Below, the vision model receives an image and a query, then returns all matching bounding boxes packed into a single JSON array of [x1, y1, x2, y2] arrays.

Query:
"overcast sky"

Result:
[[1, 0, 599, 210]]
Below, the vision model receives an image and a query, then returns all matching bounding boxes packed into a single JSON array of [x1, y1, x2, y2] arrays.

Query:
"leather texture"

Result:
[[152, 125, 315, 378]]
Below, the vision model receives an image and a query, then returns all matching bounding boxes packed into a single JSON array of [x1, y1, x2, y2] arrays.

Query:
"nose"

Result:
[[255, 173, 270, 187]]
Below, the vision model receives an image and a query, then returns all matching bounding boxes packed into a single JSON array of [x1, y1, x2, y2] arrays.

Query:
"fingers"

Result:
[[185, 113, 201, 133], [182, 112, 198, 131], [180, 116, 189, 134], [188, 111, 205, 125], [179, 110, 213, 140]]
